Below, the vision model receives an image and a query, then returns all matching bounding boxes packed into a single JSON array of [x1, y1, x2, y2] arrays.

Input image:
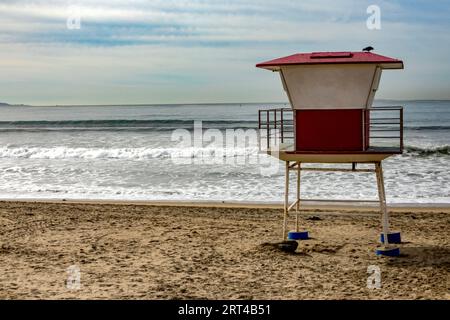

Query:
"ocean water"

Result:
[[0, 100, 448, 204]]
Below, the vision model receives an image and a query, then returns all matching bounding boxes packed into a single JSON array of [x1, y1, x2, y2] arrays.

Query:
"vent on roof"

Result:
[[310, 52, 353, 59]]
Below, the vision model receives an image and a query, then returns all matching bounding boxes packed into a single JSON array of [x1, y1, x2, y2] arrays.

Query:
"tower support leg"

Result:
[[295, 162, 301, 232], [375, 162, 400, 256], [285, 162, 309, 241], [375, 162, 390, 246], [283, 161, 290, 240]]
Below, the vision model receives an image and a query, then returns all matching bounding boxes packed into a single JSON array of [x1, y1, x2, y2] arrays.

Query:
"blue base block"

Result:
[[380, 232, 402, 244], [288, 231, 309, 240], [376, 247, 400, 257]]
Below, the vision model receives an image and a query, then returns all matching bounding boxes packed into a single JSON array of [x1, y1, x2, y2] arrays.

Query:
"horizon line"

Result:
[[3, 98, 450, 107]]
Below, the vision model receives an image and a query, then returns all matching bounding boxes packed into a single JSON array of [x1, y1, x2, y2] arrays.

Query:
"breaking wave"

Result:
[[404, 145, 450, 156], [0, 144, 448, 160], [0, 146, 260, 160], [404, 125, 450, 131], [0, 119, 258, 131]]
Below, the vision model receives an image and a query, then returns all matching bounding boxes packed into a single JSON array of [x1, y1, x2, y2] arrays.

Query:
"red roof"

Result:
[[256, 51, 403, 69]]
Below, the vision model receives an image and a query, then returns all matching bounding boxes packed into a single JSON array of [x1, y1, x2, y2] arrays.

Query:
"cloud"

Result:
[[0, 0, 449, 104], [0, 0, 371, 46]]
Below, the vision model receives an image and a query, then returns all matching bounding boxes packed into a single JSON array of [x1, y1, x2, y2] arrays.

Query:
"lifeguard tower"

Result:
[[256, 50, 404, 256]]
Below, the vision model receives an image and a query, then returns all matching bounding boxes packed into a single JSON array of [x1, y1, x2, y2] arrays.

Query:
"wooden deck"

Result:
[[267, 146, 400, 163]]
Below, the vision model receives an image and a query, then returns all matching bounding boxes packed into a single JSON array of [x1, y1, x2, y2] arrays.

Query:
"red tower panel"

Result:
[[364, 109, 370, 150], [295, 109, 367, 151]]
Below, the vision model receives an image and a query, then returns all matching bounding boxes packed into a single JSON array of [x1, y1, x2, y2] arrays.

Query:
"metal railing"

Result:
[[258, 106, 403, 153], [258, 108, 294, 151], [368, 106, 403, 152]]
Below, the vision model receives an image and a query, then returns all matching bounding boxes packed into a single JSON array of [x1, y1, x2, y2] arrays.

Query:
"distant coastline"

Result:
[[0, 102, 28, 107]]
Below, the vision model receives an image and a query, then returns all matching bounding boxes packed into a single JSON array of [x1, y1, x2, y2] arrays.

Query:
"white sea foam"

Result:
[[0, 144, 448, 160], [0, 146, 261, 160], [0, 144, 448, 204]]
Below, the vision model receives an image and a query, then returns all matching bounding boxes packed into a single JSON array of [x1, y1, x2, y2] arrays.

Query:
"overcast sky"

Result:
[[1, 0, 449, 105]]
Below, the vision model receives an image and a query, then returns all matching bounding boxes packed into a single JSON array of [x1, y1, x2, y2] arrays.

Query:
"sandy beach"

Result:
[[0, 200, 448, 300]]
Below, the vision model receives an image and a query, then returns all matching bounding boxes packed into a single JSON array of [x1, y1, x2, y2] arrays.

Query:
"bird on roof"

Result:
[[362, 46, 374, 52]]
